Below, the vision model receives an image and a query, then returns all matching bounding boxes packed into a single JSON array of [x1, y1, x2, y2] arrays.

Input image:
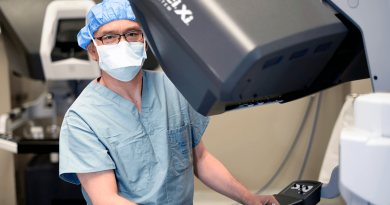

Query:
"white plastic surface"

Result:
[[340, 93, 390, 205], [40, 0, 100, 80], [0, 114, 9, 135], [354, 93, 390, 138], [0, 138, 17, 153], [31, 126, 44, 140], [50, 152, 59, 164], [328, 0, 390, 93]]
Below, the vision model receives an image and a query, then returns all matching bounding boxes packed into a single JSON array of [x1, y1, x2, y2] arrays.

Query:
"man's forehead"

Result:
[[96, 20, 141, 35]]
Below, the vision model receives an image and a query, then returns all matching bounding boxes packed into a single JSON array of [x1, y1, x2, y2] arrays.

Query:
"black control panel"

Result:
[[274, 180, 322, 205]]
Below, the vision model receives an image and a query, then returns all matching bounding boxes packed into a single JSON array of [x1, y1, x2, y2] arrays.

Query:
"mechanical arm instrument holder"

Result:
[[129, 0, 390, 204], [325, 1, 390, 204], [0, 0, 99, 154], [0, 91, 63, 154]]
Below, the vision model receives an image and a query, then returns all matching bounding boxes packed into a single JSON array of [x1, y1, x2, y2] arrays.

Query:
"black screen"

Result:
[[51, 19, 88, 62]]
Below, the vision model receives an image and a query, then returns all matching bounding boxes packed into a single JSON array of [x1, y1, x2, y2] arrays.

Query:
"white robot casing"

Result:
[[40, 0, 100, 80]]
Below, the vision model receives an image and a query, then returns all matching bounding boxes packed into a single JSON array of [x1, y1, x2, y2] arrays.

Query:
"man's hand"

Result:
[[243, 194, 280, 205]]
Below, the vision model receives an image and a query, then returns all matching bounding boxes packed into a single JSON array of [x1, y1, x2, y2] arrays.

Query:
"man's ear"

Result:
[[87, 42, 99, 62], [145, 41, 149, 52]]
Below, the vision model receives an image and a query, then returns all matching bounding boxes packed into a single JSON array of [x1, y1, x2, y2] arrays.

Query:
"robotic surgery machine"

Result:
[[129, 0, 390, 204]]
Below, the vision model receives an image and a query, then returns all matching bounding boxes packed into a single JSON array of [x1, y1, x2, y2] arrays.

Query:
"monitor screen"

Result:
[[51, 19, 88, 62]]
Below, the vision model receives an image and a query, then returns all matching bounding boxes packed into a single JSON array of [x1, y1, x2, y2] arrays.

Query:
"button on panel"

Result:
[[290, 183, 314, 194]]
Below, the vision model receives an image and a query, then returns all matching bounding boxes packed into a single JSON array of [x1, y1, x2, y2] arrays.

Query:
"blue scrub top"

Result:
[[59, 70, 210, 204]]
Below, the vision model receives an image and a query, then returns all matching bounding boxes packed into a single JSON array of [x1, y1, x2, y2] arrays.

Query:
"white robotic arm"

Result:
[[325, 1, 390, 204]]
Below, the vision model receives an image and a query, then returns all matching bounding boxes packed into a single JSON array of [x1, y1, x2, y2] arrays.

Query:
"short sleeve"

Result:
[[186, 101, 210, 148], [59, 112, 116, 185]]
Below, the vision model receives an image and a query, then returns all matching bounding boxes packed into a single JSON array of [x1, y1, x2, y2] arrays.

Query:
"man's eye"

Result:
[[126, 33, 137, 37], [103, 36, 114, 40]]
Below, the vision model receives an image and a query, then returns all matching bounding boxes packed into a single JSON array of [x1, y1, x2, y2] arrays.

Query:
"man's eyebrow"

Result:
[[98, 27, 141, 36], [100, 29, 119, 35], [124, 27, 142, 32]]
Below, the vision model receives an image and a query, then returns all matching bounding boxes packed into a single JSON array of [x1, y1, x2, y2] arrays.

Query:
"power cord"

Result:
[[231, 94, 318, 204], [253, 94, 317, 195], [298, 92, 322, 180]]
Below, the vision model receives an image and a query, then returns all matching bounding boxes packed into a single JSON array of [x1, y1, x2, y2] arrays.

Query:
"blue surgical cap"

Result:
[[77, 0, 137, 50]]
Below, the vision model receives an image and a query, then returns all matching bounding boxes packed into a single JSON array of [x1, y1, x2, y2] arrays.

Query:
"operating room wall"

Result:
[[350, 78, 373, 94], [0, 28, 17, 205]]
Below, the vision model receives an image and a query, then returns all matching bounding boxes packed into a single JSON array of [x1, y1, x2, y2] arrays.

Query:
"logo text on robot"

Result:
[[159, 0, 194, 26]]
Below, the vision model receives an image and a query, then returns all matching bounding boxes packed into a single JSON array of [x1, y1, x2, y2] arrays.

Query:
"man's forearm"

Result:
[[97, 195, 137, 205], [76, 171, 137, 205], [194, 151, 252, 204]]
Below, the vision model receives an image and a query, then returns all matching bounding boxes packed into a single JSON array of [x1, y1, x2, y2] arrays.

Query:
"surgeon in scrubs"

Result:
[[59, 0, 279, 204]]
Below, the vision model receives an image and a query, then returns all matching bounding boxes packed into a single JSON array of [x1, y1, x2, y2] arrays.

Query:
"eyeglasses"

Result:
[[93, 31, 144, 45]]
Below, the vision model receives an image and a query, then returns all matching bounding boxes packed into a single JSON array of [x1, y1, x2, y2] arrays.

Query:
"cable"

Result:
[[231, 94, 320, 204], [253, 95, 316, 195], [298, 92, 322, 180]]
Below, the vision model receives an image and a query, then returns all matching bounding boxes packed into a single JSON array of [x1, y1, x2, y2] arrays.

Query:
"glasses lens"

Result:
[[102, 34, 119, 45], [125, 32, 143, 42]]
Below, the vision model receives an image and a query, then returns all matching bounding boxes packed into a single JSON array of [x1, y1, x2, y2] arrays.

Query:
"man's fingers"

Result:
[[265, 195, 280, 205], [246, 194, 280, 205]]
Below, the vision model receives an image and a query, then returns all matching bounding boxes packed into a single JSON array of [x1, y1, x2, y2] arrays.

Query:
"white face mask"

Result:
[[88, 29, 147, 82]]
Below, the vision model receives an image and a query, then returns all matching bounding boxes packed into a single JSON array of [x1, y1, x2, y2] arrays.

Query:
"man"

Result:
[[59, 0, 280, 204]]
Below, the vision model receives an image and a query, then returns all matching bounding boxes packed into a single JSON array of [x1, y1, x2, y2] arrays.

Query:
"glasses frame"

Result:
[[93, 32, 144, 45]]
